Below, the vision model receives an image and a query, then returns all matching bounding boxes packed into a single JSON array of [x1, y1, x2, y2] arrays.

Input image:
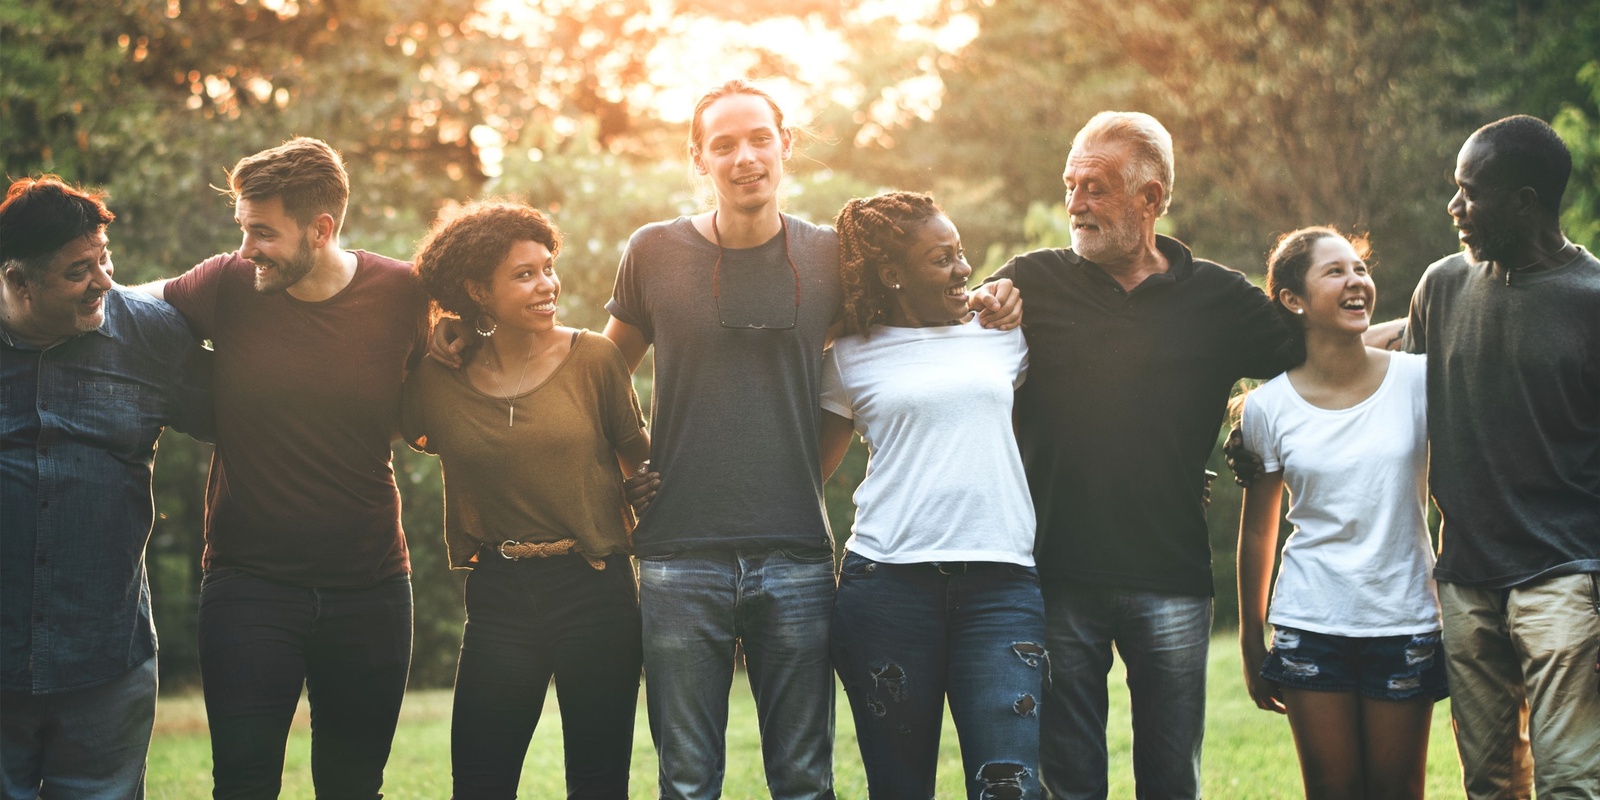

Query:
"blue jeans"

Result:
[[637, 548, 836, 800], [832, 553, 1047, 799], [451, 553, 641, 799], [198, 570, 412, 800], [1, 655, 157, 800], [1040, 584, 1211, 800]]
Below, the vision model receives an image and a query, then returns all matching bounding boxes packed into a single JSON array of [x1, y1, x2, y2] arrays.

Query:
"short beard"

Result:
[[252, 234, 315, 294], [1072, 212, 1143, 265]]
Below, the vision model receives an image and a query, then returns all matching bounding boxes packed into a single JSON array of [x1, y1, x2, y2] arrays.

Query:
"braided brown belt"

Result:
[[497, 539, 607, 570]]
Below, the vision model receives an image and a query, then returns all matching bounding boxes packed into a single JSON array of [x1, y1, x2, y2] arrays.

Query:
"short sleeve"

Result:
[[1012, 328, 1029, 390], [1225, 272, 1294, 379], [987, 254, 1022, 286], [1239, 390, 1283, 474], [162, 254, 231, 339], [170, 342, 215, 442], [818, 345, 853, 419], [596, 335, 647, 453], [399, 367, 434, 454], [1403, 274, 1428, 355], [605, 238, 653, 343]]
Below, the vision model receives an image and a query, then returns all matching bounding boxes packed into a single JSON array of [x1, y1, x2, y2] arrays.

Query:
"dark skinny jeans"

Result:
[[451, 552, 642, 799], [198, 569, 413, 800]]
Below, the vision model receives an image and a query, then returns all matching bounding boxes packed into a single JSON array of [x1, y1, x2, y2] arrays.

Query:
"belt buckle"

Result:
[[498, 540, 522, 561], [935, 562, 967, 575]]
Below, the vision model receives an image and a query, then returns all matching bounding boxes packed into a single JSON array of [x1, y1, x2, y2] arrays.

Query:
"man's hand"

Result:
[[624, 460, 660, 516], [1224, 426, 1265, 488], [970, 278, 1022, 330], [427, 317, 471, 369]]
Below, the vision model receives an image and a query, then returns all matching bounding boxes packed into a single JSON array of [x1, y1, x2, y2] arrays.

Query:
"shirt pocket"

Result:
[[74, 380, 150, 455]]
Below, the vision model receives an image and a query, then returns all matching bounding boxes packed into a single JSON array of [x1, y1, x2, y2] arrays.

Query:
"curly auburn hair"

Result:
[[834, 191, 943, 336], [1265, 225, 1372, 368], [413, 199, 562, 321]]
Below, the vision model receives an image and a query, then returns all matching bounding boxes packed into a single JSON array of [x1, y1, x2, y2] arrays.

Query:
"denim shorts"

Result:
[[1259, 626, 1448, 702]]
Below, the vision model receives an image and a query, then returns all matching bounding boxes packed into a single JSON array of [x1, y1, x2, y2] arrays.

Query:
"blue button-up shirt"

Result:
[[1, 287, 211, 693]]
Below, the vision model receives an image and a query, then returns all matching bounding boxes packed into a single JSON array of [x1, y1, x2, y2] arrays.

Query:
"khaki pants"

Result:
[[1441, 574, 1600, 800]]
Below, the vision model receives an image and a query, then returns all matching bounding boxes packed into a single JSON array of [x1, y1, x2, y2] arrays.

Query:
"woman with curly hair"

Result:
[[1235, 227, 1443, 800], [401, 199, 650, 799], [820, 191, 1044, 799]]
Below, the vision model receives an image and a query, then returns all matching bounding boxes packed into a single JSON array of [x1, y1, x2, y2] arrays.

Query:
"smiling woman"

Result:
[[823, 191, 1043, 799], [402, 198, 652, 798]]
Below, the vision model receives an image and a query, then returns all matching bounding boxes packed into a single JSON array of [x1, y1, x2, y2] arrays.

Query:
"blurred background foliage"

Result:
[[5, 0, 1595, 689]]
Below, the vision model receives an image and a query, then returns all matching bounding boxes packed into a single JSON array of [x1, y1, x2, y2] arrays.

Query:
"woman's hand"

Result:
[[1243, 651, 1287, 714], [427, 317, 472, 369]]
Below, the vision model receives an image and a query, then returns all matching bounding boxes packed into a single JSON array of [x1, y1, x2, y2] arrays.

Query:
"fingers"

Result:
[[974, 279, 1023, 330], [624, 467, 660, 514]]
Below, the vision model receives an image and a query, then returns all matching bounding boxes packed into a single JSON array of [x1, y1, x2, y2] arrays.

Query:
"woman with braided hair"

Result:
[[820, 191, 1045, 798]]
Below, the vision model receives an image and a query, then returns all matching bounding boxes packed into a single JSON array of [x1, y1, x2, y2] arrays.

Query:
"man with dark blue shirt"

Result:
[[0, 177, 210, 799]]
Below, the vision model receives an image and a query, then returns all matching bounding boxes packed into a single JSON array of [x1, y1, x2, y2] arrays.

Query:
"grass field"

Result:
[[147, 636, 1465, 798]]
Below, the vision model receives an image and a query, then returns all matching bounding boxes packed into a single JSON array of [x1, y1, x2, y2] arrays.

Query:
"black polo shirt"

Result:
[[992, 236, 1291, 596]]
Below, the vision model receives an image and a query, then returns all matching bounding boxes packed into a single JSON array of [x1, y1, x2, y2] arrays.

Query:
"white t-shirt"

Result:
[[1241, 351, 1439, 636], [820, 319, 1035, 565]]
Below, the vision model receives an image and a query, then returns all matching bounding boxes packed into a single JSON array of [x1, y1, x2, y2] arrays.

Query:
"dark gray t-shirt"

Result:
[[1405, 248, 1600, 587], [607, 214, 841, 555]]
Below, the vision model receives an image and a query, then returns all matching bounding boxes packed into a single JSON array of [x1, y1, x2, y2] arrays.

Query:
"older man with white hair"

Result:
[[990, 112, 1293, 799]]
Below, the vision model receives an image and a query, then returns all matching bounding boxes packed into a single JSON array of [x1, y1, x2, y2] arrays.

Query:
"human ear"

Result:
[[780, 128, 794, 161], [877, 264, 900, 290], [464, 278, 490, 305], [1277, 288, 1304, 316], [312, 213, 337, 246], [691, 148, 709, 175], [2, 265, 27, 290]]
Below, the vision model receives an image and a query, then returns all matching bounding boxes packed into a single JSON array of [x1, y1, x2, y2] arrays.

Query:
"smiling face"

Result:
[[1280, 235, 1375, 336], [12, 230, 115, 344], [1449, 137, 1524, 265], [1063, 142, 1146, 266], [236, 195, 315, 294], [692, 93, 793, 215], [880, 214, 972, 327], [467, 239, 559, 336]]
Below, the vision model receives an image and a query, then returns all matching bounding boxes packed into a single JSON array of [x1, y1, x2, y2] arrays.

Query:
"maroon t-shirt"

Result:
[[165, 251, 429, 586]]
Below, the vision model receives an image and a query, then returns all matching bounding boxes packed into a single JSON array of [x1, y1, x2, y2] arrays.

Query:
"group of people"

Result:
[[0, 75, 1594, 800]]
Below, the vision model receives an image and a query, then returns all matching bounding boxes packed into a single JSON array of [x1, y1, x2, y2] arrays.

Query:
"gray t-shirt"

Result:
[[1405, 248, 1600, 587], [607, 214, 841, 555]]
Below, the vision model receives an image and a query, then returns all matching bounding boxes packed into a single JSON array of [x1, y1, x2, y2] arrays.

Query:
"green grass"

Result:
[[147, 636, 1464, 798]]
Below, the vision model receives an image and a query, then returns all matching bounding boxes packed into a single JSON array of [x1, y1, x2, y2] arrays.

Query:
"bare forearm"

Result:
[[1364, 318, 1406, 351]]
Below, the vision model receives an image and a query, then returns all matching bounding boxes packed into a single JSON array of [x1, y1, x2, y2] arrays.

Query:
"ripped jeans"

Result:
[[831, 552, 1047, 799]]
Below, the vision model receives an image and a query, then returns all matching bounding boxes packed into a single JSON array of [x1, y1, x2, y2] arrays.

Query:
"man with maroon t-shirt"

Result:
[[140, 137, 428, 799]]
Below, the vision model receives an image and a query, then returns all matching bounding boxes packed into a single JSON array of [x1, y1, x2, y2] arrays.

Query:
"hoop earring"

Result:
[[474, 311, 498, 337]]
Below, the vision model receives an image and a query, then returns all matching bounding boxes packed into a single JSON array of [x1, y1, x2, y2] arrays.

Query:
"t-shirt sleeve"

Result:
[[1012, 328, 1029, 389], [1403, 273, 1429, 355], [818, 345, 853, 419], [399, 367, 434, 454], [162, 254, 230, 339], [1240, 390, 1283, 474], [597, 339, 647, 453], [169, 342, 216, 442], [605, 238, 653, 343], [1227, 272, 1294, 379], [986, 254, 1022, 287]]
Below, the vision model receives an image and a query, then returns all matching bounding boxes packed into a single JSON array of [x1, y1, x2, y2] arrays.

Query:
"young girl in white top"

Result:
[[1236, 227, 1445, 800], [820, 192, 1043, 799]]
